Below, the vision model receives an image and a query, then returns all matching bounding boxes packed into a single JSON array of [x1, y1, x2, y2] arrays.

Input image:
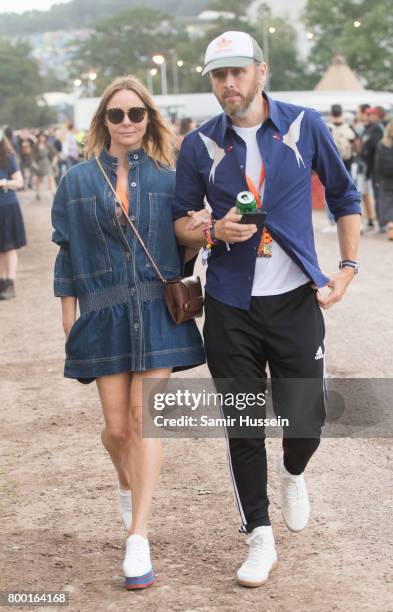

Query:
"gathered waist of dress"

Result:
[[78, 282, 164, 314]]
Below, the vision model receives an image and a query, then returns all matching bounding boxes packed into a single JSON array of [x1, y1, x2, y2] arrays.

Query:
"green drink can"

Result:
[[236, 191, 257, 214]]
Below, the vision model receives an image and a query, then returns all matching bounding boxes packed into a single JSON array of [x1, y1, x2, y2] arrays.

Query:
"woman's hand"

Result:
[[63, 320, 76, 340], [61, 297, 77, 340], [186, 209, 212, 231]]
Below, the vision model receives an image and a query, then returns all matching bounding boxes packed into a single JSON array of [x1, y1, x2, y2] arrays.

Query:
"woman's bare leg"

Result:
[[0, 253, 6, 279], [127, 368, 171, 537], [96, 371, 133, 489], [4, 250, 18, 280]]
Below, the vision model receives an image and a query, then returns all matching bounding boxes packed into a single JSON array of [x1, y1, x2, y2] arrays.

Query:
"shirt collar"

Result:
[[220, 91, 282, 142], [99, 146, 147, 169]]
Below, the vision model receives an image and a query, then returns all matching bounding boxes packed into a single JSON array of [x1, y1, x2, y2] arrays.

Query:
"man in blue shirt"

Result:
[[173, 31, 361, 588]]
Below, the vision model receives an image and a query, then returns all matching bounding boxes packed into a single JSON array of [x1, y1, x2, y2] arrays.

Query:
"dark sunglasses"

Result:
[[106, 107, 147, 124]]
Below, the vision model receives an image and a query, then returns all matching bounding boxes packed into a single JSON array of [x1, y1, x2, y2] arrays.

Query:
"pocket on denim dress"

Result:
[[67, 196, 112, 279], [145, 192, 181, 275]]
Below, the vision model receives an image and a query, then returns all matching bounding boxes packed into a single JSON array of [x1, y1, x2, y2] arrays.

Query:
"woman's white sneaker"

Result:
[[117, 483, 132, 530], [237, 526, 278, 587], [277, 455, 310, 532], [123, 534, 155, 589]]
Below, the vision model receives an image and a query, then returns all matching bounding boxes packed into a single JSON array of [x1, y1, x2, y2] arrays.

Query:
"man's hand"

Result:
[[315, 268, 356, 310], [214, 207, 258, 243]]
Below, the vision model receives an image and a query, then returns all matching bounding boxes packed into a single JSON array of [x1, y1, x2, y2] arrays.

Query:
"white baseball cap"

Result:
[[202, 31, 264, 76]]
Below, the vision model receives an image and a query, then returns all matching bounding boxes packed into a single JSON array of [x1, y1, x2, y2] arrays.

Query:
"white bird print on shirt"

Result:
[[283, 111, 305, 168], [199, 132, 226, 183]]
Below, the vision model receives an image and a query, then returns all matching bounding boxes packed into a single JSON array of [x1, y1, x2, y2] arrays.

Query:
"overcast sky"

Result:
[[0, 0, 71, 13]]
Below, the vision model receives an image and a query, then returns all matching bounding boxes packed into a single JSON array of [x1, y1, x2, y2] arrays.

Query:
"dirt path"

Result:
[[1, 191, 392, 612]]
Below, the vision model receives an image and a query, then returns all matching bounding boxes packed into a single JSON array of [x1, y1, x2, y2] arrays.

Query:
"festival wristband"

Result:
[[339, 259, 359, 274]]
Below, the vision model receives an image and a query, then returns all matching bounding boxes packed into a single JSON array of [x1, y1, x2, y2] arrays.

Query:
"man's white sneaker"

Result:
[[236, 526, 278, 587], [277, 455, 310, 532], [122, 534, 155, 589], [117, 483, 132, 530]]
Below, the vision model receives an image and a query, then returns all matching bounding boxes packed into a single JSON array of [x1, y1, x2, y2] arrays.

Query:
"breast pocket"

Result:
[[67, 196, 112, 279], [146, 192, 180, 274]]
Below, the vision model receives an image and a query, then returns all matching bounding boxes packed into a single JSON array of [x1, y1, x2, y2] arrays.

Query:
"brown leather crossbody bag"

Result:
[[96, 156, 204, 324]]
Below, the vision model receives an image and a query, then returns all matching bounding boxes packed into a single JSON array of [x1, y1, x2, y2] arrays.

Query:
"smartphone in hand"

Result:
[[239, 210, 267, 232]]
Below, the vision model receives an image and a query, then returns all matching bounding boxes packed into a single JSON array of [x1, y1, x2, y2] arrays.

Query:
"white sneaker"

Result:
[[117, 483, 132, 530], [277, 455, 310, 532], [236, 526, 278, 587], [123, 534, 155, 589]]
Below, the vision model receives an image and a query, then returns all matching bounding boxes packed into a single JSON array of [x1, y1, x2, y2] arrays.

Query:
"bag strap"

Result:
[[95, 155, 167, 284]]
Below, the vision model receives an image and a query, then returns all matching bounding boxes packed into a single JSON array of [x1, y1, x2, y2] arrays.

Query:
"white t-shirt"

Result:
[[232, 123, 309, 296]]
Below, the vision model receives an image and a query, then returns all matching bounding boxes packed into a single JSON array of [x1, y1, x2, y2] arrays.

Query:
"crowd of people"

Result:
[[7, 123, 84, 199], [326, 102, 393, 239], [0, 123, 86, 300]]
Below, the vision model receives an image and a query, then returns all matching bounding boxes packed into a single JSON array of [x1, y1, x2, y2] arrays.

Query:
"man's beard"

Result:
[[218, 77, 261, 119]]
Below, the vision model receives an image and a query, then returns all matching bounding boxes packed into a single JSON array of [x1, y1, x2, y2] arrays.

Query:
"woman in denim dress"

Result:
[[51, 76, 205, 589]]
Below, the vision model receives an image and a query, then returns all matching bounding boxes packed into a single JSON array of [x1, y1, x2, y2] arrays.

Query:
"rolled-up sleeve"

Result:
[[311, 112, 361, 220], [173, 134, 206, 221], [51, 175, 76, 297]]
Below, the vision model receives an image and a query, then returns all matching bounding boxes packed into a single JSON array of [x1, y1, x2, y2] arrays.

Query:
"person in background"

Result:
[[353, 104, 375, 231], [322, 104, 357, 234], [362, 106, 385, 231], [328, 104, 356, 176], [75, 129, 86, 161], [63, 123, 80, 168], [52, 129, 67, 186], [175, 117, 196, 154], [0, 129, 26, 300], [374, 120, 393, 241], [4, 127, 20, 158], [32, 132, 57, 200], [18, 129, 35, 191]]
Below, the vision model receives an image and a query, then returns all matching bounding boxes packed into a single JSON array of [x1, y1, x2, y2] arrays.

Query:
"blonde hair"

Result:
[[382, 120, 393, 148], [84, 75, 175, 167]]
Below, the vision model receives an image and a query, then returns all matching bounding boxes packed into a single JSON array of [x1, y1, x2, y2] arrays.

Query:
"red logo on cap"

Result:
[[217, 36, 233, 49]]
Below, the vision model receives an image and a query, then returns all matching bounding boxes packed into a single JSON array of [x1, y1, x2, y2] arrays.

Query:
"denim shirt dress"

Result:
[[51, 147, 205, 381]]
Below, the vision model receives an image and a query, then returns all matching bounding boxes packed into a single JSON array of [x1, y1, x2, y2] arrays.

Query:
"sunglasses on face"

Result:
[[106, 107, 147, 124]]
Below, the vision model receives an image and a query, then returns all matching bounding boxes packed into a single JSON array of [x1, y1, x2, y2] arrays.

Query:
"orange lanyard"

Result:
[[245, 164, 265, 209], [242, 99, 272, 257]]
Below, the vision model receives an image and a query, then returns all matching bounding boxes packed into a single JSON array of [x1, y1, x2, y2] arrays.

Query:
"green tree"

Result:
[[68, 2, 311, 95], [72, 8, 188, 93], [0, 39, 55, 127], [255, 5, 315, 91], [303, 0, 393, 90], [41, 68, 69, 93], [208, 0, 253, 17], [0, 0, 209, 37]]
